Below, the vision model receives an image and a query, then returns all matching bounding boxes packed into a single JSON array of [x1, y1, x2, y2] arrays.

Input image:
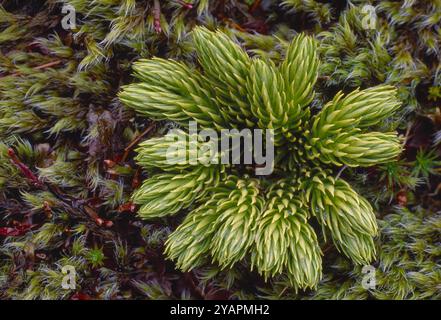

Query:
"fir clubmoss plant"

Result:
[[2, 0, 440, 301], [120, 26, 403, 290]]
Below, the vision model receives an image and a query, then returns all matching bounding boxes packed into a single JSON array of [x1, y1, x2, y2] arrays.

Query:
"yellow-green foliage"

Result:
[[120, 27, 403, 290]]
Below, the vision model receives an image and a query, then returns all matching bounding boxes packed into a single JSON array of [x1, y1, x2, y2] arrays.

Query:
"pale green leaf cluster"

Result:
[[252, 181, 322, 289], [120, 27, 402, 290], [305, 173, 377, 264], [134, 129, 221, 172], [132, 165, 224, 219]]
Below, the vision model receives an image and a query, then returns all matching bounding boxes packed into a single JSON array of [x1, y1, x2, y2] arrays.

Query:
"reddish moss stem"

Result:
[[7, 148, 43, 187]]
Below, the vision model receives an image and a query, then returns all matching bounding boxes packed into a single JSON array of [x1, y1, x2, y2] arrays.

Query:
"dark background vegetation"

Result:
[[0, 0, 440, 299]]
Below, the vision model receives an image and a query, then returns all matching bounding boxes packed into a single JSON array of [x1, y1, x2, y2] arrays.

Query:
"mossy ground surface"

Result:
[[0, 0, 440, 299]]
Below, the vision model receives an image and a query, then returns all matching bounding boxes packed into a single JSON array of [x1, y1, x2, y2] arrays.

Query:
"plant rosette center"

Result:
[[119, 27, 402, 290]]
